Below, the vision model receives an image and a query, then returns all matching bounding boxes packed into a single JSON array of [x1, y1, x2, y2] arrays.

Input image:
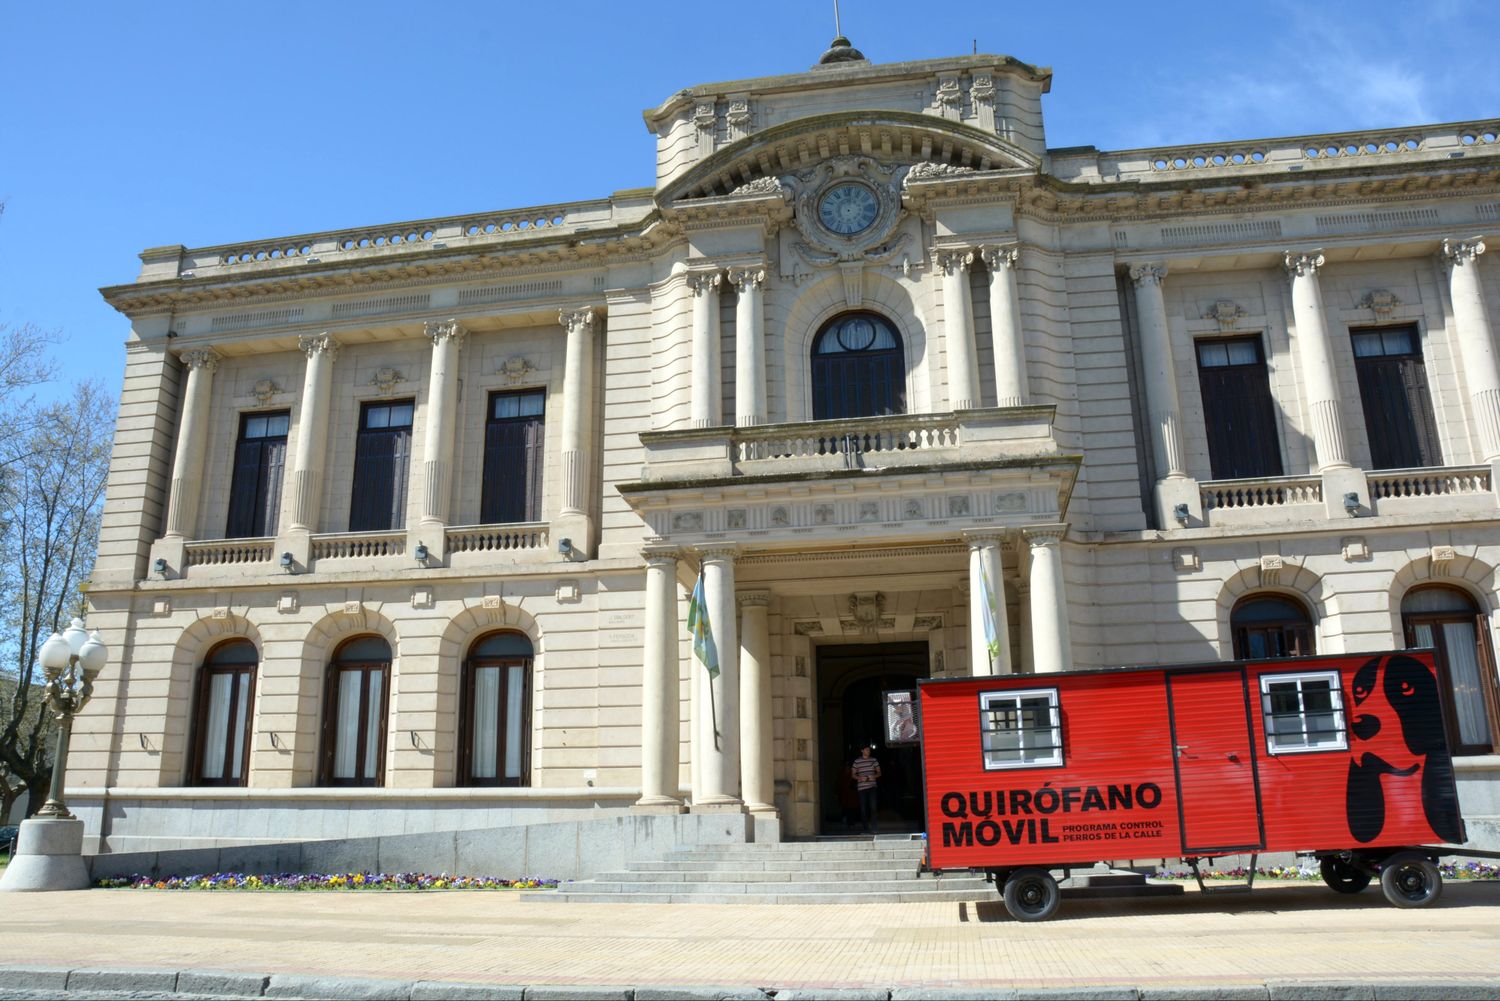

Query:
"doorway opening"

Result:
[[816, 641, 928, 835]]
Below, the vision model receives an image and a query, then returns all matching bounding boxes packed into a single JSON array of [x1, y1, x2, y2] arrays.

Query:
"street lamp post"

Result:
[[0, 617, 109, 892]]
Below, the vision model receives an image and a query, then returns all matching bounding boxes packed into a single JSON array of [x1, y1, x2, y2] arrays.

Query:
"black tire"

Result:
[[1320, 857, 1372, 894], [1379, 852, 1443, 908], [1002, 867, 1060, 922]]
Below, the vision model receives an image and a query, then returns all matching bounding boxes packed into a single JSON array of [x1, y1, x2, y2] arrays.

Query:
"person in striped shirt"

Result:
[[851, 745, 882, 834]]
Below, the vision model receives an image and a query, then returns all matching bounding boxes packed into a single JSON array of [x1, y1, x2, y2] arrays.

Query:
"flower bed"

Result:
[[94, 871, 561, 891], [1157, 860, 1500, 881]]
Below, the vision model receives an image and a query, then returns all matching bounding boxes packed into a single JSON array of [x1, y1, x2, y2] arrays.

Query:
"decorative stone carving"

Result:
[[424, 318, 468, 346], [1284, 251, 1326, 278], [902, 499, 923, 520], [725, 99, 752, 130], [947, 496, 971, 517], [794, 655, 807, 677], [250, 378, 281, 405], [480, 594, 502, 610], [935, 75, 962, 111], [913, 615, 944, 630], [687, 271, 722, 296], [784, 155, 905, 260], [980, 245, 1019, 272], [1341, 536, 1371, 562], [180, 348, 220, 373], [1360, 289, 1402, 316], [904, 161, 977, 184], [727, 508, 747, 530], [297, 332, 340, 360], [730, 176, 781, 197], [848, 592, 885, 638], [1258, 554, 1284, 586], [211, 606, 229, 620], [1431, 544, 1457, 574], [932, 249, 975, 276], [497, 355, 537, 383], [1128, 263, 1167, 288], [693, 102, 716, 133], [671, 511, 704, 533], [369, 367, 406, 395], [770, 506, 790, 527], [1205, 300, 1248, 330], [994, 492, 1027, 513], [793, 621, 822, 636], [969, 74, 995, 104], [559, 307, 597, 335], [814, 504, 835, 525], [858, 501, 879, 522], [1440, 238, 1486, 268]]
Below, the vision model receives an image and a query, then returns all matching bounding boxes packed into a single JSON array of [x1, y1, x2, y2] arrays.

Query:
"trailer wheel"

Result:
[[1320, 857, 1372, 894], [1379, 852, 1443, 908], [1002, 868, 1060, 922]]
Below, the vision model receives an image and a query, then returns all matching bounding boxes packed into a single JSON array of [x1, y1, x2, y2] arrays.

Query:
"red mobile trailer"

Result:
[[917, 651, 1467, 920]]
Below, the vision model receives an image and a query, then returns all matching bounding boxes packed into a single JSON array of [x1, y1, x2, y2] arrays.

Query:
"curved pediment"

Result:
[[660, 110, 1041, 205]]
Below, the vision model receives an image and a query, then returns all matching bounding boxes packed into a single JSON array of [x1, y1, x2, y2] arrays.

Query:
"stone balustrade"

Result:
[[183, 539, 274, 567], [1201, 475, 1324, 512], [309, 530, 407, 561], [446, 523, 550, 554], [1368, 465, 1493, 500]]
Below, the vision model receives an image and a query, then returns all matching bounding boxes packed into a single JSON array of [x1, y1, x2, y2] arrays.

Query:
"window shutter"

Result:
[[225, 439, 266, 538]]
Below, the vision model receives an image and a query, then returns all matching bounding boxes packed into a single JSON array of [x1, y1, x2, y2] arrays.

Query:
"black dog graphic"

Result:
[[1346, 654, 1464, 844]]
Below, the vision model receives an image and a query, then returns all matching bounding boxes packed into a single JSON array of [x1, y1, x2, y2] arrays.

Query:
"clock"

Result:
[[817, 182, 879, 236]]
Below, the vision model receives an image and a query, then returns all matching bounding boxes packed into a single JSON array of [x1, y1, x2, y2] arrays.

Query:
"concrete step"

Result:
[[592, 868, 925, 884], [664, 849, 922, 863], [571, 876, 985, 895], [528, 886, 991, 905], [624, 860, 919, 875], [669, 843, 924, 857]]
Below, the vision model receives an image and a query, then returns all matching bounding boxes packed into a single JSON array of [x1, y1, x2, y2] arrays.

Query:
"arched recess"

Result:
[[1388, 554, 1498, 635], [165, 613, 265, 786], [779, 271, 930, 423], [434, 601, 543, 784], [1216, 562, 1337, 658], [293, 606, 402, 786]]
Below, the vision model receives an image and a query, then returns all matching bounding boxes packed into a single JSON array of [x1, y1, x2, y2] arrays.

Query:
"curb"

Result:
[[3, 969, 1500, 1001]]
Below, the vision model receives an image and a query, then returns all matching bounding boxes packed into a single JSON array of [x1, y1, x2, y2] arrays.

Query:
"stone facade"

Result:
[[76, 45, 1500, 854]]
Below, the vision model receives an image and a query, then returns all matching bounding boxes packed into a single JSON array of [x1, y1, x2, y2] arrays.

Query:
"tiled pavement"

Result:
[[2, 880, 1499, 992]]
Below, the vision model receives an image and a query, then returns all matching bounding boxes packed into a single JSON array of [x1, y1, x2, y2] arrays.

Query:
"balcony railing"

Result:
[[184, 539, 274, 567], [310, 530, 406, 561], [447, 523, 549, 553], [1201, 476, 1323, 511], [1368, 466, 1492, 500]]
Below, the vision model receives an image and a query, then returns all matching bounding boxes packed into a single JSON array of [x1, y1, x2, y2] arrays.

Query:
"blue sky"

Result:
[[4, 0, 1498, 405]]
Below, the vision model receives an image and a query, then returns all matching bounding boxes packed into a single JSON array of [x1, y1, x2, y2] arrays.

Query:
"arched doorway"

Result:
[[815, 641, 927, 834]]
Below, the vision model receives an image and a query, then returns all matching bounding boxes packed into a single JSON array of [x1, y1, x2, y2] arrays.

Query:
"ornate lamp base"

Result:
[[0, 817, 90, 892]]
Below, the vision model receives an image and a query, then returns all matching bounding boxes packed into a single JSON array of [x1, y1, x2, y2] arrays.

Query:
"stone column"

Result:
[[689, 271, 723, 428], [1128, 264, 1187, 479], [982, 246, 1028, 408], [557, 308, 598, 556], [162, 348, 220, 541], [738, 591, 775, 814], [965, 532, 1011, 675], [730, 268, 767, 427], [935, 249, 980, 410], [692, 545, 742, 810], [1284, 252, 1350, 470], [1025, 525, 1073, 674], [418, 320, 467, 548], [287, 333, 339, 534], [1441, 239, 1500, 462], [636, 548, 685, 812]]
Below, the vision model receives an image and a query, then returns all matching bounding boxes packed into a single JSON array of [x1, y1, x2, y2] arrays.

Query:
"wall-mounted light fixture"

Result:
[[280, 552, 295, 572], [558, 537, 574, 559], [1172, 503, 1190, 526], [1343, 492, 1361, 517], [153, 557, 168, 577], [414, 543, 429, 563]]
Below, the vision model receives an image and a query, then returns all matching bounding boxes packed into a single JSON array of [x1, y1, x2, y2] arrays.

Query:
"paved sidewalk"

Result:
[[2, 881, 1499, 993]]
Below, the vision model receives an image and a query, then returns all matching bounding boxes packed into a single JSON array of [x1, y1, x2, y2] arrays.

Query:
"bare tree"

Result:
[[0, 381, 113, 817]]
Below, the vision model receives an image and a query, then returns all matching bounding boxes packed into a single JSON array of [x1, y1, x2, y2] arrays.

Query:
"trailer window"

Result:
[[979, 689, 1062, 769], [1260, 671, 1347, 754]]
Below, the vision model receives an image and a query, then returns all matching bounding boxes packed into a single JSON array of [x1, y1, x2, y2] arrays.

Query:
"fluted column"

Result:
[[982, 246, 1028, 408], [1025, 525, 1072, 674], [692, 545, 742, 810], [419, 319, 467, 530], [162, 348, 220, 539], [738, 591, 774, 814], [730, 268, 767, 427], [1442, 239, 1500, 462], [288, 333, 339, 533], [556, 308, 599, 556], [935, 249, 980, 410], [636, 548, 685, 812], [1128, 264, 1187, 479], [965, 533, 1011, 676], [1285, 252, 1350, 470], [689, 271, 723, 428]]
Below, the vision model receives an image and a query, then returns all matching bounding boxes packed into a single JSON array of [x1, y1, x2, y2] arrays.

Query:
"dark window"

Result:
[[225, 412, 289, 538], [1352, 325, 1442, 470], [460, 631, 533, 786], [1403, 586, 1499, 756], [349, 400, 413, 532], [480, 390, 545, 524], [1232, 594, 1315, 660], [811, 312, 906, 420], [1196, 337, 1283, 479], [189, 640, 258, 786], [320, 635, 391, 786]]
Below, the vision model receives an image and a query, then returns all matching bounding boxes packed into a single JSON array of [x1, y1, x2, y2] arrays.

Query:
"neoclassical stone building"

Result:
[[77, 39, 1500, 856]]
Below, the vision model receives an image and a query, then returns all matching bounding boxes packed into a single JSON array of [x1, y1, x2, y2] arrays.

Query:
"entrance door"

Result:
[[1166, 669, 1264, 854], [816, 642, 927, 834]]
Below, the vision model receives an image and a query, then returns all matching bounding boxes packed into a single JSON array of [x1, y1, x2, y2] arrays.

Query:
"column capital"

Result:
[[559, 307, 598, 334], [1127, 263, 1167, 288], [737, 590, 771, 608], [687, 270, 723, 295], [727, 266, 766, 291], [980, 245, 1020, 271], [963, 530, 1007, 550], [1022, 523, 1068, 547], [932, 248, 975, 275], [1441, 237, 1487, 268], [297, 332, 340, 360], [642, 545, 681, 568], [178, 347, 220, 373], [694, 543, 741, 564], [424, 318, 468, 347], [1283, 251, 1326, 279]]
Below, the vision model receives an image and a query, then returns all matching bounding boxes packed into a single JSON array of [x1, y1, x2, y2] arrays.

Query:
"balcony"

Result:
[[1195, 464, 1496, 529]]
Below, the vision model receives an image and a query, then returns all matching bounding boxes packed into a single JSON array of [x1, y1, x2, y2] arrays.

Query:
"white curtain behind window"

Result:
[[1414, 621, 1490, 747], [333, 670, 362, 779], [472, 666, 500, 779], [200, 673, 232, 779], [504, 665, 524, 780], [363, 670, 384, 780], [228, 673, 250, 780]]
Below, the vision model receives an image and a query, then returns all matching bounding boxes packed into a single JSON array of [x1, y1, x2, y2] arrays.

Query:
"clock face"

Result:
[[818, 183, 879, 236]]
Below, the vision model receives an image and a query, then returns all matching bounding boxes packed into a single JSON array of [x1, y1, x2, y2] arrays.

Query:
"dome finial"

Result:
[[815, 0, 867, 67]]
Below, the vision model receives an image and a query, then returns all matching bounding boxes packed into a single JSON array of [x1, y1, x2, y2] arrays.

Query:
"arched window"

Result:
[[461, 632, 533, 786], [1403, 586, 1498, 755], [320, 635, 391, 786], [1231, 595, 1314, 660], [189, 639, 258, 786], [811, 312, 906, 420]]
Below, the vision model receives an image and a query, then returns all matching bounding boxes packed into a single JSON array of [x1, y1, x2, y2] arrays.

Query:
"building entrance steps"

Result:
[[529, 835, 994, 904]]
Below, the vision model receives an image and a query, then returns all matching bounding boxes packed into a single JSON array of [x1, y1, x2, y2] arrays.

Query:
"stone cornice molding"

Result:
[[559, 307, 599, 334], [297, 332, 340, 360], [932, 248, 975, 275], [737, 591, 771, 608], [1284, 251, 1326, 278], [1022, 523, 1068, 546], [178, 347, 220, 372], [980, 245, 1020, 271], [727, 266, 767, 291], [424, 318, 468, 347], [1127, 263, 1167, 288], [1441, 237, 1487, 267]]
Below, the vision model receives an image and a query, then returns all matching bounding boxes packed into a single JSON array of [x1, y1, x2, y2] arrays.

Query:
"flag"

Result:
[[687, 570, 719, 679], [980, 559, 1001, 669]]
